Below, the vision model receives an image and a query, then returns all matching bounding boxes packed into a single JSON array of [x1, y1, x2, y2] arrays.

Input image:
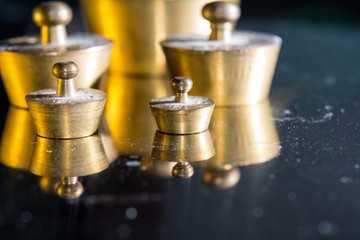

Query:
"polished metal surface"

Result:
[[0, 1, 113, 108], [80, 0, 239, 76], [162, 2, 281, 106], [150, 77, 215, 134], [26, 61, 107, 139]]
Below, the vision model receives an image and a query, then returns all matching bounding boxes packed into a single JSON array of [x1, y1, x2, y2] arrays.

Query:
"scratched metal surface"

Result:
[[1, 11, 360, 240]]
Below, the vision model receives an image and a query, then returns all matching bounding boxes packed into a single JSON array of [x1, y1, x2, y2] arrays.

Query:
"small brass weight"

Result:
[[150, 77, 215, 178], [26, 61, 107, 139], [149, 77, 215, 135], [26, 61, 108, 199]]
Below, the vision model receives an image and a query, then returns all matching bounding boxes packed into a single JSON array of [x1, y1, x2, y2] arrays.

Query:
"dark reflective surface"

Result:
[[1, 2, 360, 240]]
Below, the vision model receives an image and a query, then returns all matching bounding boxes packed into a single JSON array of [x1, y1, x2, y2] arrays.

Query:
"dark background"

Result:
[[1, 0, 360, 38]]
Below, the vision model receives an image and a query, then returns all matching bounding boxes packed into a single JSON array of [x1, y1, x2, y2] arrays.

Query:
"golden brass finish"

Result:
[[161, 3, 282, 106], [151, 130, 215, 179], [30, 133, 109, 177], [149, 77, 215, 134], [33, 2, 72, 44], [0, 1, 113, 109], [0, 107, 35, 170], [104, 72, 170, 156], [201, 99, 280, 188], [80, 0, 238, 76], [26, 61, 107, 139]]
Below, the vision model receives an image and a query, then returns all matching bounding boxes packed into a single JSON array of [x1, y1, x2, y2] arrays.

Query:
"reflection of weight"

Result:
[[151, 130, 215, 179], [201, 99, 280, 188], [30, 133, 109, 199]]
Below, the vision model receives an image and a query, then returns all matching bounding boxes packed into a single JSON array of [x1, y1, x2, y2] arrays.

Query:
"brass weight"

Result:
[[0, 1, 113, 108], [162, 1, 282, 106], [149, 77, 215, 134], [26, 61, 107, 139]]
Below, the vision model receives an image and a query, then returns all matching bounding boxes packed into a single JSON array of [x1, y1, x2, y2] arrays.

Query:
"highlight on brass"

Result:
[[0, 1, 113, 108], [104, 72, 170, 157], [201, 99, 281, 188], [162, 1, 282, 106], [0, 107, 35, 170], [30, 133, 109, 199], [80, 0, 239, 76], [149, 77, 215, 134], [151, 130, 215, 179], [26, 61, 107, 139]]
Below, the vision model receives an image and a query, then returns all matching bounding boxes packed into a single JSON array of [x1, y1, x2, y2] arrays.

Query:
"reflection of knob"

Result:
[[202, 1, 240, 41], [32, 1, 72, 44], [202, 167, 241, 189], [149, 77, 215, 134], [26, 61, 107, 139], [172, 162, 194, 179], [57, 177, 84, 199]]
